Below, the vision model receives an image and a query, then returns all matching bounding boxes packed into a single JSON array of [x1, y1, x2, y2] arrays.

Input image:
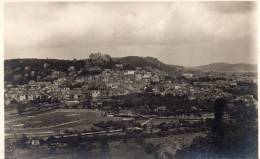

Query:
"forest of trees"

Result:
[[175, 97, 258, 159]]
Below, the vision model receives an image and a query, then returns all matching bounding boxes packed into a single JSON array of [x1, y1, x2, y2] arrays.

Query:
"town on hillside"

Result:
[[4, 53, 258, 159]]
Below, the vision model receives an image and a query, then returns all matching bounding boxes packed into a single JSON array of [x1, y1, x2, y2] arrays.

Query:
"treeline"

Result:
[[102, 93, 214, 115], [4, 58, 116, 85]]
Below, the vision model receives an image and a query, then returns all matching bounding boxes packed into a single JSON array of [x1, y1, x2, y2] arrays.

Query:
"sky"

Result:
[[4, 1, 257, 66]]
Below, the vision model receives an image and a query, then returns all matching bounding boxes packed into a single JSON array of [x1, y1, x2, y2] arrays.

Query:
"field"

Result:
[[5, 108, 208, 159], [5, 109, 122, 137]]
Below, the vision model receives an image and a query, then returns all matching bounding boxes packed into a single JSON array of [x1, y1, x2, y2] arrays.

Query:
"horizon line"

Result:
[[4, 56, 257, 67]]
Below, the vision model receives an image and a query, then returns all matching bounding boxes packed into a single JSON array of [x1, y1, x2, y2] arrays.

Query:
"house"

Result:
[[155, 106, 166, 112], [91, 90, 100, 98], [19, 94, 27, 102], [65, 100, 80, 107], [135, 67, 142, 70], [73, 94, 79, 100], [164, 88, 175, 95], [28, 80, 37, 86], [155, 106, 167, 112], [230, 82, 237, 87], [143, 72, 152, 79], [151, 75, 160, 83], [28, 94, 35, 101], [88, 66, 101, 72], [67, 66, 75, 72], [124, 70, 135, 75], [182, 73, 193, 79], [174, 85, 181, 90], [115, 64, 123, 69], [107, 82, 119, 89], [152, 88, 160, 95], [135, 73, 142, 81], [5, 99, 11, 106]]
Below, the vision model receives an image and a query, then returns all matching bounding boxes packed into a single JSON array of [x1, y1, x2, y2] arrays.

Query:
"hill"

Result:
[[113, 56, 183, 72], [195, 63, 257, 72], [5, 56, 256, 85], [4, 56, 183, 85]]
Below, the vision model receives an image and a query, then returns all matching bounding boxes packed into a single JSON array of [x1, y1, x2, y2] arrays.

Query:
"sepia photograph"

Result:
[[4, 1, 258, 159]]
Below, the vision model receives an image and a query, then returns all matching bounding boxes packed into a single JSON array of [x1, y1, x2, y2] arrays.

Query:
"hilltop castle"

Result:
[[89, 52, 112, 63]]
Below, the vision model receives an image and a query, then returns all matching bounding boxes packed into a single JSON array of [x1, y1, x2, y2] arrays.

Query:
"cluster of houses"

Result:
[[4, 65, 166, 105], [4, 54, 257, 111]]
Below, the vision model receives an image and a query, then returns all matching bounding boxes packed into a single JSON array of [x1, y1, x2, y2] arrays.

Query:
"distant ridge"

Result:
[[113, 56, 183, 72], [4, 56, 257, 74], [194, 63, 257, 72]]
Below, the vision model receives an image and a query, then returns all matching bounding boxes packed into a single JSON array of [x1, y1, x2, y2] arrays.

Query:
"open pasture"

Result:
[[6, 109, 121, 133]]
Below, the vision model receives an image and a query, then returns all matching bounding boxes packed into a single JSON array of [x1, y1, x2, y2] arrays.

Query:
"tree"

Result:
[[211, 98, 226, 138], [17, 104, 26, 115], [18, 134, 28, 148]]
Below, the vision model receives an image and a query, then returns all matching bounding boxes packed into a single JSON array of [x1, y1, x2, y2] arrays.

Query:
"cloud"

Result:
[[203, 1, 256, 14], [4, 2, 257, 66]]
